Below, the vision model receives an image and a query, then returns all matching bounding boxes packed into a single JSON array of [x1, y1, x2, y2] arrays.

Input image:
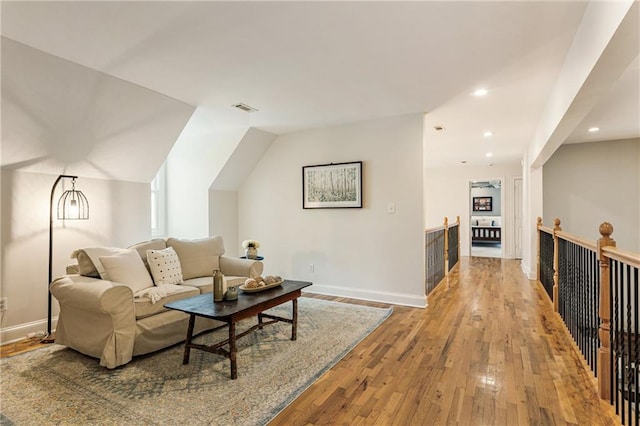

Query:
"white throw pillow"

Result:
[[99, 249, 154, 293], [146, 247, 184, 286]]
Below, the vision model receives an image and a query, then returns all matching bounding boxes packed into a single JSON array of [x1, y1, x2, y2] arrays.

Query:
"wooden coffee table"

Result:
[[165, 280, 312, 379]]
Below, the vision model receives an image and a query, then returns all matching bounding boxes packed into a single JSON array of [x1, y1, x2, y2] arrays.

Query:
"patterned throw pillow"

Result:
[[146, 247, 183, 286]]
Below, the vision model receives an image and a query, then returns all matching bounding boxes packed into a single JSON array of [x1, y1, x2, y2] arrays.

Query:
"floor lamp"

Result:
[[43, 175, 89, 343]]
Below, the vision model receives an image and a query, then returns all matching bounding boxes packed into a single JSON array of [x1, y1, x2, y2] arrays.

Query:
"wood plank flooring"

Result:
[[270, 256, 621, 425], [0, 257, 621, 424]]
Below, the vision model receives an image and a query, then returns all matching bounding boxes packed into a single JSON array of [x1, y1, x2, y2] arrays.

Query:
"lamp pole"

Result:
[[46, 174, 78, 341]]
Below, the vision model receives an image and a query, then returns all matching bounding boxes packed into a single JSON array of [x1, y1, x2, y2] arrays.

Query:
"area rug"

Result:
[[0, 298, 392, 425]]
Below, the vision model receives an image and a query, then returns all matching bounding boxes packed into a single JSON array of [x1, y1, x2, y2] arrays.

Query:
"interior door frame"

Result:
[[469, 177, 505, 258]]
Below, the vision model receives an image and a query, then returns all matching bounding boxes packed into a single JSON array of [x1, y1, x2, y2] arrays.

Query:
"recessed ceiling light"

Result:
[[483, 131, 493, 137], [434, 125, 445, 132], [461, 160, 467, 164], [485, 152, 493, 158], [472, 88, 488, 97], [588, 127, 600, 133]]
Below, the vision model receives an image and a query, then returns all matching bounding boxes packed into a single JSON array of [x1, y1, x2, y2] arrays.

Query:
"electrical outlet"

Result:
[[0, 297, 7, 312], [309, 264, 315, 273]]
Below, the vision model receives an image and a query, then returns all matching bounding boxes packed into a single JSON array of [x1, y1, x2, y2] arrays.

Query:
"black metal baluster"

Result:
[[633, 263, 639, 425], [593, 250, 598, 375], [580, 245, 585, 360], [609, 263, 620, 414], [573, 243, 577, 343], [626, 263, 632, 423]]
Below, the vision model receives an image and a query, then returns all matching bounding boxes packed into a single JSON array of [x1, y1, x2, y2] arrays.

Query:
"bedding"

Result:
[[471, 216, 501, 243]]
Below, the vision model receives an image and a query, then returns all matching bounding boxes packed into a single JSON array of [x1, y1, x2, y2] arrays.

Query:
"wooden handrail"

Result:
[[556, 230, 597, 252], [425, 225, 445, 233], [538, 226, 554, 235], [602, 246, 640, 269]]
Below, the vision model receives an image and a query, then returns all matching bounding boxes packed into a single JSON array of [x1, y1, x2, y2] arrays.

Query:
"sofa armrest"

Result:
[[219, 256, 263, 278], [50, 275, 137, 368], [51, 275, 134, 312]]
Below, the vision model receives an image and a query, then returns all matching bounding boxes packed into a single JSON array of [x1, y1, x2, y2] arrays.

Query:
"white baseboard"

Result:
[[0, 317, 56, 344], [520, 259, 537, 280], [303, 284, 427, 308]]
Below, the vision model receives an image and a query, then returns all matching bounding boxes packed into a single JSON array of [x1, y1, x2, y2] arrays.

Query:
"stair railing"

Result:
[[536, 218, 640, 425], [425, 216, 460, 295]]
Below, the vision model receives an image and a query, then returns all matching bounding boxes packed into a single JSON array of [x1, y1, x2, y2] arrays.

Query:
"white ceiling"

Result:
[[1, 1, 638, 172]]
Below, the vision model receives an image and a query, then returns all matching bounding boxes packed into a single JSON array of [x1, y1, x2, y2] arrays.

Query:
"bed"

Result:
[[471, 216, 501, 243]]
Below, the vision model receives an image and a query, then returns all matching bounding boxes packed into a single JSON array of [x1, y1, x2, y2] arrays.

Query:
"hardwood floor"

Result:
[[270, 257, 621, 425], [1, 257, 621, 424]]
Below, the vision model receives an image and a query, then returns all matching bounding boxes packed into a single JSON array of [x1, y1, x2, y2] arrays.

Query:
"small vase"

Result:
[[245, 246, 258, 259]]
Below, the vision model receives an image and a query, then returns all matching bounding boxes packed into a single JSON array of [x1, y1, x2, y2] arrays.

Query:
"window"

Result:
[[151, 162, 167, 238]]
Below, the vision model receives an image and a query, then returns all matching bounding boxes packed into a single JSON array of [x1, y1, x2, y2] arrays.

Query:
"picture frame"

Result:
[[473, 196, 493, 212], [302, 161, 363, 209]]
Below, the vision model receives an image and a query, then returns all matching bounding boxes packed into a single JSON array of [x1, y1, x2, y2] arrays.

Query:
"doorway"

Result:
[[470, 180, 502, 258]]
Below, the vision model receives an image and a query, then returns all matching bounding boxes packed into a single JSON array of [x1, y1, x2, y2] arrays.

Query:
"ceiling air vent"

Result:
[[232, 103, 258, 113]]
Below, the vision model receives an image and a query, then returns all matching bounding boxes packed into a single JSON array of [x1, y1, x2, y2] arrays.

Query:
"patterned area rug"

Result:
[[1, 298, 392, 425]]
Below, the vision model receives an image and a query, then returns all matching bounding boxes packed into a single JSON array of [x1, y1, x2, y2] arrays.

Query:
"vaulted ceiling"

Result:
[[1, 1, 638, 179]]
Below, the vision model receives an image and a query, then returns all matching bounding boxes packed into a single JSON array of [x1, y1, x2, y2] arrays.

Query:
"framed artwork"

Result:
[[302, 161, 363, 209], [473, 196, 493, 212]]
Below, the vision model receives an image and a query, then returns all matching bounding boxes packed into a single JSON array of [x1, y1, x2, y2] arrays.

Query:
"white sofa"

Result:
[[50, 236, 263, 368]]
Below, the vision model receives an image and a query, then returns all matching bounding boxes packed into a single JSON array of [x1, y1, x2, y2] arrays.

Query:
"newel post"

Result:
[[536, 217, 543, 286], [552, 218, 561, 312], [597, 222, 616, 400], [444, 217, 449, 277]]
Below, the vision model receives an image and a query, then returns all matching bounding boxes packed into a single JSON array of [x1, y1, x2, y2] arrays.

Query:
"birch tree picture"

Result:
[[303, 162, 362, 208]]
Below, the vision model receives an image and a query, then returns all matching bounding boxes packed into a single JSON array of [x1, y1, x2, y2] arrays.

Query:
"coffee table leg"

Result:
[[291, 298, 298, 341], [183, 314, 196, 365], [229, 321, 238, 379]]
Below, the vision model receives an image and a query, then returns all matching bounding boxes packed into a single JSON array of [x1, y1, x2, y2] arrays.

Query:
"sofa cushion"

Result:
[[167, 236, 225, 280], [71, 247, 123, 278], [147, 247, 183, 285], [183, 276, 213, 294], [184, 275, 246, 294], [99, 249, 154, 294], [133, 285, 199, 319], [128, 239, 167, 273], [226, 276, 247, 288]]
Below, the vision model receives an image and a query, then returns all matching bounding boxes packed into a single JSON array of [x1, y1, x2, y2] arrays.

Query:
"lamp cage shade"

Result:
[[57, 187, 89, 220]]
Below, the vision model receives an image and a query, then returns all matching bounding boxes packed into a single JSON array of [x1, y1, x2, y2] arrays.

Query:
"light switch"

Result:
[[387, 202, 396, 214]]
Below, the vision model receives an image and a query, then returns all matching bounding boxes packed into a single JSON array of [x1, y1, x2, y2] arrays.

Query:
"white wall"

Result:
[[543, 138, 640, 251], [522, 161, 543, 279], [424, 163, 522, 258], [238, 114, 425, 307], [209, 191, 239, 256], [166, 119, 247, 239], [0, 170, 151, 342], [209, 128, 276, 255]]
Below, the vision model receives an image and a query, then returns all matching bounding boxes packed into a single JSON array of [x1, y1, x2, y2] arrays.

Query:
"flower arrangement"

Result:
[[242, 240, 260, 249]]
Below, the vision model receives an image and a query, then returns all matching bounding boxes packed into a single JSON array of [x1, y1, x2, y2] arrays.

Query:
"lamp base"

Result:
[[41, 332, 56, 344]]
